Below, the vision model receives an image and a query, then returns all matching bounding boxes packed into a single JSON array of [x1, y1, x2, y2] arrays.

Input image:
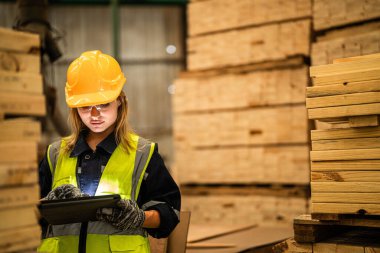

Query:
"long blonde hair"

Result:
[[62, 91, 134, 154]]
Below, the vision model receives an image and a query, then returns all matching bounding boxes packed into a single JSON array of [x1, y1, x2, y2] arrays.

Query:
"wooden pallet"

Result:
[[293, 214, 380, 243]]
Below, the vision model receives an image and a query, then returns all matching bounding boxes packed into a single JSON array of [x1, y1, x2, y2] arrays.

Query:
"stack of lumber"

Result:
[[307, 53, 380, 216], [312, 0, 380, 66], [173, 0, 312, 226], [0, 27, 44, 252]]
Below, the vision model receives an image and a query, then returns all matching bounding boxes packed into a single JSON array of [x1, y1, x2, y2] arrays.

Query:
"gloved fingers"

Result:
[[43, 184, 88, 200]]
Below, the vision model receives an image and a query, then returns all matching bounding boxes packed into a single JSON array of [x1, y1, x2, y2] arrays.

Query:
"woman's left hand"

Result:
[[96, 199, 145, 231]]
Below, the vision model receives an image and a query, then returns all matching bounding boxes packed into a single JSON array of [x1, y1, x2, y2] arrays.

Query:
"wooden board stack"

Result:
[[312, 0, 380, 66], [0, 27, 44, 252], [173, 0, 312, 226], [307, 53, 380, 216]]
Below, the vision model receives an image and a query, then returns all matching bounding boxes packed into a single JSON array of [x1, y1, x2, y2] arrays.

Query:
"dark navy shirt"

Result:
[[39, 131, 181, 238]]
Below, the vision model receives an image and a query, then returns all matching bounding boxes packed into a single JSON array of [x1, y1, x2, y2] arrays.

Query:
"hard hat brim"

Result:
[[65, 86, 123, 108]]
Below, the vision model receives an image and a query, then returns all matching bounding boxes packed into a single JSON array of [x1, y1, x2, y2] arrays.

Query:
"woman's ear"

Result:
[[117, 98, 121, 107]]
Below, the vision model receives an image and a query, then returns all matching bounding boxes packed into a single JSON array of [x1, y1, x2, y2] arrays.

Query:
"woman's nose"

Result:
[[90, 106, 100, 117]]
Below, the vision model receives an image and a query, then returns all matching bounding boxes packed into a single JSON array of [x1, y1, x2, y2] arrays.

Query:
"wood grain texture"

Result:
[[311, 126, 380, 141], [188, 19, 310, 71], [306, 79, 380, 98], [310, 148, 380, 161], [0, 27, 40, 53], [313, 0, 380, 30], [174, 105, 308, 147], [175, 145, 309, 184], [307, 103, 380, 120], [311, 171, 380, 182], [188, 0, 311, 36], [0, 92, 46, 116], [311, 160, 380, 172], [312, 137, 380, 151], [174, 66, 308, 113], [312, 27, 380, 66]]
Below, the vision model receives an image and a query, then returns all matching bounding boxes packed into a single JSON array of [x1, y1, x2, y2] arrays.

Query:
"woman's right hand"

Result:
[[43, 184, 89, 200]]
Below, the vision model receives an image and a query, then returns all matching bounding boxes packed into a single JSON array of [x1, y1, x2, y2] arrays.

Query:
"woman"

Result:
[[38, 50, 181, 252]]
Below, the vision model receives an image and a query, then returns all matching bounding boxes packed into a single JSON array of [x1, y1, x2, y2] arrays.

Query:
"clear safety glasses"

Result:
[[77, 103, 111, 113]]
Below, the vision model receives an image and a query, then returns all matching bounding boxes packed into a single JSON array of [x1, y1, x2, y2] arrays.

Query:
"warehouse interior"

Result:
[[0, 0, 380, 252]]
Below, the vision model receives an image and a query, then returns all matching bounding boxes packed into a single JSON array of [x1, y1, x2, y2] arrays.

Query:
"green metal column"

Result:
[[111, 0, 120, 60]]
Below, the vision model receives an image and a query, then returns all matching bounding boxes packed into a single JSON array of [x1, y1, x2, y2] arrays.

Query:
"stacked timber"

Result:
[[173, 0, 312, 227], [312, 0, 380, 66], [307, 53, 380, 216], [0, 27, 44, 252]]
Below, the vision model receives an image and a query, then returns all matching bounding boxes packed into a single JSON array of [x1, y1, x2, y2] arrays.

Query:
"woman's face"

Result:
[[77, 100, 120, 133]]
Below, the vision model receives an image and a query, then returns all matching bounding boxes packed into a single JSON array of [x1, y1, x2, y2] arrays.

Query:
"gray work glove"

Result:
[[96, 199, 145, 231], [44, 184, 89, 200]]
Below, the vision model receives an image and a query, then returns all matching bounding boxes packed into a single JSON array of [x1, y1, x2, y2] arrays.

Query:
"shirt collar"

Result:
[[70, 131, 118, 157]]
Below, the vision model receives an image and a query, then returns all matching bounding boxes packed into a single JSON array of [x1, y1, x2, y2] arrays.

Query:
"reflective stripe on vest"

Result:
[[39, 133, 155, 253]]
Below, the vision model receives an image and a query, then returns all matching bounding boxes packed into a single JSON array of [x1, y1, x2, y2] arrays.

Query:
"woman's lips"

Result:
[[90, 121, 104, 125]]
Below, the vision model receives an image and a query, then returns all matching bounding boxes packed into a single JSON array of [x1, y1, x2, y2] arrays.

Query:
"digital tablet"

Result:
[[38, 194, 121, 225]]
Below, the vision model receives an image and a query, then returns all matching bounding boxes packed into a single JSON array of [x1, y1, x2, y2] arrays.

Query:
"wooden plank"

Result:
[[174, 105, 308, 147], [0, 51, 40, 73], [187, 19, 310, 71], [311, 182, 380, 193], [176, 145, 310, 184], [311, 69, 380, 86], [188, 224, 256, 243], [307, 103, 380, 120], [310, 148, 380, 161], [312, 193, 380, 203], [0, 92, 46, 116], [188, 0, 311, 36], [0, 162, 38, 187], [349, 115, 379, 128], [311, 126, 380, 141], [0, 184, 39, 209], [306, 92, 380, 109], [0, 27, 40, 53], [306, 79, 380, 98], [310, 58, 380, 77], [311, 171, 380, 182], [0, 205, 38, 231], [313, 0, 380, 31], [173, 66, 309, 113], [312, 137, 380, 151], [312, 203, 380, 215], [0, 225, 40, 248], [295, 214, 380, 228], [333, 53, 380, 64], [0, 119, 41, 142], [0, 71, 43, 94], [311, 160, 380, 172], [0, 142, 37, 163]]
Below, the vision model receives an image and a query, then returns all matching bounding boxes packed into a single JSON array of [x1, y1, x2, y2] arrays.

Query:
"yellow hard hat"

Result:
[[65, 50, 126, 108]]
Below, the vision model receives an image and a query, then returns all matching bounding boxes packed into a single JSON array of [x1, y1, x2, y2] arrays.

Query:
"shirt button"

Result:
[[85, 154, 91, 160]]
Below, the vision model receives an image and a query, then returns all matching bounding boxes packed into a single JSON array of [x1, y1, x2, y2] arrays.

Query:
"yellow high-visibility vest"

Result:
[[38, 133, 155, 253]]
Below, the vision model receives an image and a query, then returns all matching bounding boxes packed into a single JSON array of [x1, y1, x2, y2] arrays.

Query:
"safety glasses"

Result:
[[77, 103, 111, 113]]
